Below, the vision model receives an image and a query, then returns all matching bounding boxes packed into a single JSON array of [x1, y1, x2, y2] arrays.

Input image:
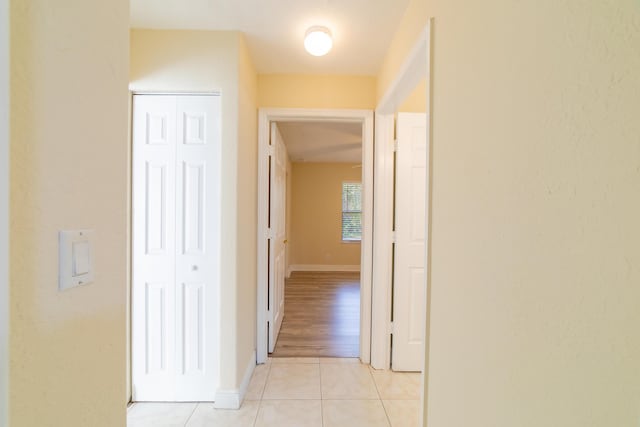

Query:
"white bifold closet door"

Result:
[[132, 94, 221, 401], [392, 112, 427, 372]]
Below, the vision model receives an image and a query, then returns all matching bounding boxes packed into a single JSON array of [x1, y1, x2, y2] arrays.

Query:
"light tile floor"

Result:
[[128, 357, 421, 427]]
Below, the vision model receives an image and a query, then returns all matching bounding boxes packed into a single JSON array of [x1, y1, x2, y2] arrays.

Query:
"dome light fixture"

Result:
[[304, 26, 333, 57]]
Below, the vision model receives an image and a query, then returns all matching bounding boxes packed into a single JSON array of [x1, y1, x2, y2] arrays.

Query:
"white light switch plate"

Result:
[[59, 230, 95, 291]]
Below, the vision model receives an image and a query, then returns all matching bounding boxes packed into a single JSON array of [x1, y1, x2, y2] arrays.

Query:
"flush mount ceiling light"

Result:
[[304, 26, 333, 56]]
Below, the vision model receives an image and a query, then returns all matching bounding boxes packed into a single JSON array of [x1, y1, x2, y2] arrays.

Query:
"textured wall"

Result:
[[424, 1, 640, 426], [236, 33, 258, 385], [10, 0, 129, 425]]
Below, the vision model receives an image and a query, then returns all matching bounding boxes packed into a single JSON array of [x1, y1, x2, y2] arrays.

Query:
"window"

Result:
[[342, 182, 362, 241]]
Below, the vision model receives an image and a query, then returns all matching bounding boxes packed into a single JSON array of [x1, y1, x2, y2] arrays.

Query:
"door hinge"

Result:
[[391, 231, 396, 243], [390, 321, 395, 334], [393, 139, 399, 152]]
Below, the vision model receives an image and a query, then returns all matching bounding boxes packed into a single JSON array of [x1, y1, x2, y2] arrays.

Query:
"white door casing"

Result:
[[372, 23, 430, 372], [373, 20, 431, 426], [268, 124, 287, 352], [392, 112, 427, 372], [132, 94, 221, 401], [256, 108, 374, 365]]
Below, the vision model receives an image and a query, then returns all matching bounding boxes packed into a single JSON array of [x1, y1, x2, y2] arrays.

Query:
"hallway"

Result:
[[271, 271, 360, 358]]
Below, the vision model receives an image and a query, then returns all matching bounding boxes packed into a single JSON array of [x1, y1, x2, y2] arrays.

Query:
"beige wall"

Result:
[[130, 29, 257, 392], [377, 0, 427, 102], [399, 78, 427, 113], [258, 74, 376, 109], [0, 0, 8, 423], [10, 0, 129, 425], [130, 29, 238, 94], [235, 34, 258, 385], [290, 163, 362, 268], [422, 1, 640, 426]]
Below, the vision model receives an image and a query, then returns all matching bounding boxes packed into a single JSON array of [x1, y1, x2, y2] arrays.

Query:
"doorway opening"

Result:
[[269, 120, 364, 358], [256, 109, 374, 365]]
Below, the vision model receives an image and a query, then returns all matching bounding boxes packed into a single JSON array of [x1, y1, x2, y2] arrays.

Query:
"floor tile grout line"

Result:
[[182, 402, 199, 427], [369, 367, 394, 426], [369, 366, 384, 400], [318, 363, 323, 401], [258, 361, 271, 401], [251, 360, 268, 427], [379, 399, 394, 427], [260, 360, 274, 400], [252, 399, 262, 427], [319, 363, 325, 427]]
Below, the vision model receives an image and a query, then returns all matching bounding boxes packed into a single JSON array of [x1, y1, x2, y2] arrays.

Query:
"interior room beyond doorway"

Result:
[[268, 120, 364, 359]]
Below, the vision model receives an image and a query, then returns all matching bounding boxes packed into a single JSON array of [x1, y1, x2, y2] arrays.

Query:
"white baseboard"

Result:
[[214, 350, 256, 409], [289, 264, 361, 273]]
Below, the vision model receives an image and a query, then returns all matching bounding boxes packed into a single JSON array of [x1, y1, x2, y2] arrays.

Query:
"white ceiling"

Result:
[[130, 0, 410, 75], [277, 121, 362, 163]]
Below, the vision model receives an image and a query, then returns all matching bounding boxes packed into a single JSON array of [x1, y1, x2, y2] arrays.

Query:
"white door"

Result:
[[268, 124, 287, 353], [132, 94, 221, 401], [392, 113, 427, 372]]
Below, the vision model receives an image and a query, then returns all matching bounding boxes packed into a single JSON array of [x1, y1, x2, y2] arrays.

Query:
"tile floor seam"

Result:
[[369, 367, 384, 400], [253, 399, 263, 427], [260, 361, 275, 401], [251, 399, 260, 427], [318, 362, 323, 400], [380, 399, 394, 427], [182, 403, 198, 427], [316, 362, 321, 402], [369, 367, 395, 426], [322, 397, 381, 400], [319, 361, 325, 426], [259, 362, 271, 400]]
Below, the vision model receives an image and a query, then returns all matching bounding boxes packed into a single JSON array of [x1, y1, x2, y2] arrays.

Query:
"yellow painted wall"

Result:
[[0, 0, 8, 423], [399, 79, 427, 113], [422, 1, 640, 426], [290, 163, 362, 267], [130, 29, 238, 94], [258, 74, 376, 109], [10, 0, 129, 425], [377, 0, 427, 102], [130, 29, 257, 392], [235, 33, 258, 385]]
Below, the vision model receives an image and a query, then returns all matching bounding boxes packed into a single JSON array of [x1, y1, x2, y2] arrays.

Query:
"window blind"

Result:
[[342, 182, 362, 241]]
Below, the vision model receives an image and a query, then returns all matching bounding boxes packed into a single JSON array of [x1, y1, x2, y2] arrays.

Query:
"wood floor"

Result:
[[270, 271, 360, 358]]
